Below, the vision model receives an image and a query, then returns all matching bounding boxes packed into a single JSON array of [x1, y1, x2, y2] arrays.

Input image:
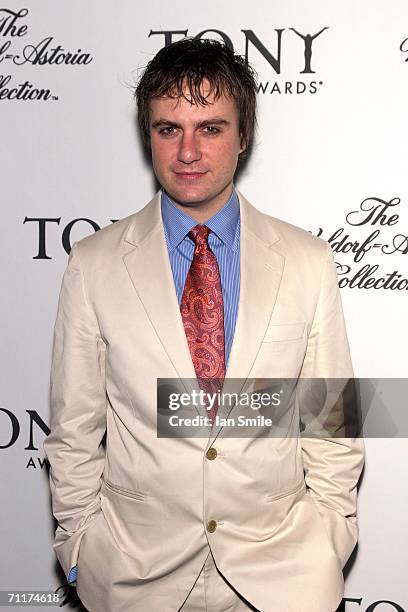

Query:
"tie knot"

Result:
[[188, 225, 210, 246]]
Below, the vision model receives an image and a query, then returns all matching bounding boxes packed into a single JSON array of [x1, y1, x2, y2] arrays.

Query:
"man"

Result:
[[44, 38, 364, 612]]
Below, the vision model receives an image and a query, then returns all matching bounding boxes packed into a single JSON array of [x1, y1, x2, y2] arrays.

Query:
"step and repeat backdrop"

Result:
[[1, 1, 407, 610]]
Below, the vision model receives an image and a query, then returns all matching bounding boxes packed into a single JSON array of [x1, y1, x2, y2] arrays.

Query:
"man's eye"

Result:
[[159, 127, 176, 135], [204, 126, 219, 134]]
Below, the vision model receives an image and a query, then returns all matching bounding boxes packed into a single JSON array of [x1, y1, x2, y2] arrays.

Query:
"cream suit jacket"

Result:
[[44, 191, 365, 612]]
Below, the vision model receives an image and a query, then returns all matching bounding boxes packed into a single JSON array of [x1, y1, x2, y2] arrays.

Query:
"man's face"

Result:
[[149, 80, 244, 213]]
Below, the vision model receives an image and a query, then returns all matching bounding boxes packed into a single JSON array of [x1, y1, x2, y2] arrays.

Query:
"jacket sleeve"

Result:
[[43, 240, 107, 580], [299, 241, 365, 569]]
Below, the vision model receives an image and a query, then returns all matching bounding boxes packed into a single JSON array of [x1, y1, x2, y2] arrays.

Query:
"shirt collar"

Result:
[[161, 187, 240, 252]]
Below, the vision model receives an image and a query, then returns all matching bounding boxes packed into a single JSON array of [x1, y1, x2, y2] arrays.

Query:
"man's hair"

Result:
[[135, 38, 258, 160]]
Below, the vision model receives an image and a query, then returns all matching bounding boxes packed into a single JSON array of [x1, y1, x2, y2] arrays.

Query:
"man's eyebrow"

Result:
[[151, 119, 180, 129], [151, 117, 231, 129], [196, 118, 230, 128]]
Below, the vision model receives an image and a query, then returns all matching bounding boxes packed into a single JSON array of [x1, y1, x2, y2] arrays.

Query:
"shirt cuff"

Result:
[[68, 565, 78, 586]]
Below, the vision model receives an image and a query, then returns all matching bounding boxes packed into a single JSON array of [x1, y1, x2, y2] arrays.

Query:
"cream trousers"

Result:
[[180, 549, 259, 612]]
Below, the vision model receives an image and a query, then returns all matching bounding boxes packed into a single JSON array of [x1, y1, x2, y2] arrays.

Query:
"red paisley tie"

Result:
[[180, 225, 226, 425]]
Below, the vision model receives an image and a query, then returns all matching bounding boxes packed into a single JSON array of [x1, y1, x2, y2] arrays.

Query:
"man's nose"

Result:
[[177, 132, 201, 164]]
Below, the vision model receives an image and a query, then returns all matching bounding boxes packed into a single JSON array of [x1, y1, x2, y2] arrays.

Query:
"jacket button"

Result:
[[207, 520, 217, 533], [206, 447, 217, 460]]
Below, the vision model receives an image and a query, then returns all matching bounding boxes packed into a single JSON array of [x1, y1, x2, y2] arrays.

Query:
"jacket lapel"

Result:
[[122, 193, 201, 402], [209, 191, 285, 442]]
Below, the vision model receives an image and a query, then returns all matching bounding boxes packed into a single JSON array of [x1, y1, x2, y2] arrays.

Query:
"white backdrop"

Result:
[[1, 1, 407, 610]]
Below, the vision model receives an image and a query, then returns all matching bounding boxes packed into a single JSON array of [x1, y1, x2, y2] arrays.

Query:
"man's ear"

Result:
[[239, 134, 247, 154]]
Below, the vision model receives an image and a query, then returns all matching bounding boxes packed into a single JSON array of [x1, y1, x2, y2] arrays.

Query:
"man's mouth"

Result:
[[174, 171, 208, 180]]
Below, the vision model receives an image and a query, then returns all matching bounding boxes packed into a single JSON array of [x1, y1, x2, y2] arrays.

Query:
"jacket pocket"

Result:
[[103, 479, 150, 501], [265, 478, 305, 502]]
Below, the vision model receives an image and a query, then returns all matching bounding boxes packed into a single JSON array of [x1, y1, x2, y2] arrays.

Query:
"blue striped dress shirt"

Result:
[[160, 188, 241, 367], [67, 188, 241, 585]]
